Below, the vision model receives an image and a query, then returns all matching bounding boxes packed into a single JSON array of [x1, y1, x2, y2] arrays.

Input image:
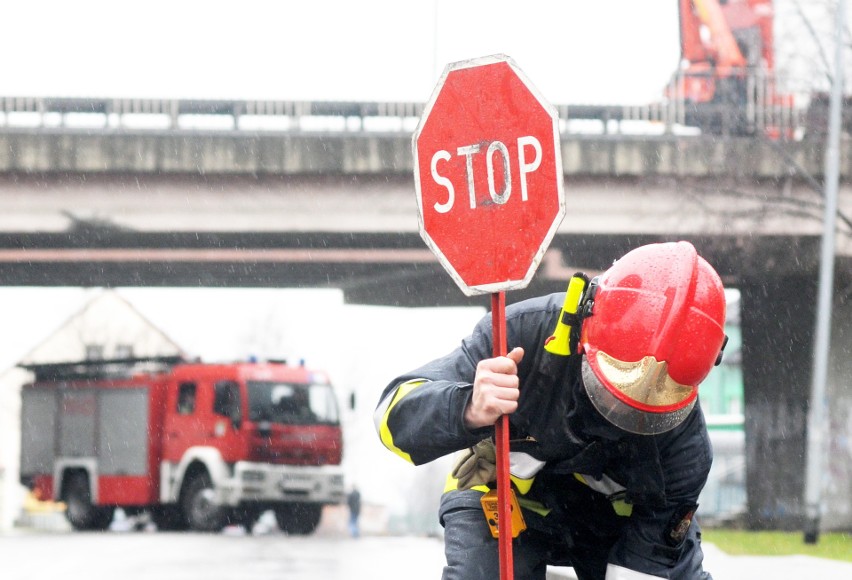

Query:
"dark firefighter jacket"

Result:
[[374, 293, 713, 579]]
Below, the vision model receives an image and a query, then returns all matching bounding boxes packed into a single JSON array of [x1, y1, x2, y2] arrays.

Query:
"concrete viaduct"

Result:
[[1, 97, 850, 530]]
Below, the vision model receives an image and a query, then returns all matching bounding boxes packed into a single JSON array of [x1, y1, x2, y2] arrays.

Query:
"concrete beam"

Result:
[[0, 129, 847, 180]]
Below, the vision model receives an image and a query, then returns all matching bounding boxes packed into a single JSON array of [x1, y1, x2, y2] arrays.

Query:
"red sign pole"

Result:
[[413, 54, 566, 580], [491, 291, 513, 580]]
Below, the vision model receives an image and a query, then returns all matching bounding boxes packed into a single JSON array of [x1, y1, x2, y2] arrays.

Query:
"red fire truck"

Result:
[[18, 356, 345, 534]]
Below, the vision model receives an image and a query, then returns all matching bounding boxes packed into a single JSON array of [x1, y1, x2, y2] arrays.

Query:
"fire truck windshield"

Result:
[[247, 381, 339, 425]]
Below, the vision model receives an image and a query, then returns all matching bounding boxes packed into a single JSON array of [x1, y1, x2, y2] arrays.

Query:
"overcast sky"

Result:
[[1, 0, 680, 105]]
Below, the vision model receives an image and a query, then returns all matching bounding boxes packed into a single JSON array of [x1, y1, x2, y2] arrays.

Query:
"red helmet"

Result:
[[579, 241, 726, 434]]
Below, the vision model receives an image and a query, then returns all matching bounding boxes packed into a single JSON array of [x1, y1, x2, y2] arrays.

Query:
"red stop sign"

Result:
[[413, 54, 565, 296]]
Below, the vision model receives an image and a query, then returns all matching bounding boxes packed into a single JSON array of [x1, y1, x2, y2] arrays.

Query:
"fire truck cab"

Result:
[[19, 356, 345, 534]]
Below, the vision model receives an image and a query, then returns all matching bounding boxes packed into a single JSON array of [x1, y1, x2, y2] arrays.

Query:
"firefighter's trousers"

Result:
[[438, 488, 711, 580], [439, 489, 611, 580]]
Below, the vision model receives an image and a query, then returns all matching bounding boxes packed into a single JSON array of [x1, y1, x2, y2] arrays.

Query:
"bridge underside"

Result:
[[1, 169, 845, 305], [0, 229, 835, 307]]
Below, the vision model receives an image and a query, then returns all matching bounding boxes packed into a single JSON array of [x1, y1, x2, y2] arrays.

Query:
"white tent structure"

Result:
[[0, 290, 184, 531]]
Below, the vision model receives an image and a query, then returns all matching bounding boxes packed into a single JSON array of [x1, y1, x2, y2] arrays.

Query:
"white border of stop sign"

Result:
[[412, 53, 565, 296]]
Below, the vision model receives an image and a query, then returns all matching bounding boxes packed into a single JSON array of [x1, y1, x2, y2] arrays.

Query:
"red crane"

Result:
[[671, 0, 793, 135]]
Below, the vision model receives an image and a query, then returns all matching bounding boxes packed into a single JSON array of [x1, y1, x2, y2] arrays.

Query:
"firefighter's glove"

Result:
[[452, 438, 497, 490]]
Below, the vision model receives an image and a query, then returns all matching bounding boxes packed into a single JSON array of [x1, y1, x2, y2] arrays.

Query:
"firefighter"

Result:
[[374, 241, 727, 580]]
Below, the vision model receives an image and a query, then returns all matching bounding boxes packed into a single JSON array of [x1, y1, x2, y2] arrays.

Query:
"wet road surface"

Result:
[[2, 529, 446, 580]]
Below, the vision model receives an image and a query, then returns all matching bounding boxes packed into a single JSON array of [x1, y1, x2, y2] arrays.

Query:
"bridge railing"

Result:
[[0, 75, 806, 138], [0, 96, 428, 133]]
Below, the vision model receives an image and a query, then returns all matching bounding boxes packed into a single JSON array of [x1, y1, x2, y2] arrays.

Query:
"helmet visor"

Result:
[[581, 355, 696, 435]]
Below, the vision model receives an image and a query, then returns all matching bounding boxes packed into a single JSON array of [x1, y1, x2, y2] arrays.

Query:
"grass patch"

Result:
[[701, 529, 852, 562]]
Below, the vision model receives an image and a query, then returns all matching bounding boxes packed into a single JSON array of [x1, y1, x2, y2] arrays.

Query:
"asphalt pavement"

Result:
[[4, 525, 852, 580], [5, 509, 852, 580]]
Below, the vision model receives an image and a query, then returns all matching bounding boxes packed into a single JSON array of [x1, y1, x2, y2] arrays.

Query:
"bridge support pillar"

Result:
[[740, 274, 852, 531], [740, 276, 815, 530], [821, 280, 852, 530]]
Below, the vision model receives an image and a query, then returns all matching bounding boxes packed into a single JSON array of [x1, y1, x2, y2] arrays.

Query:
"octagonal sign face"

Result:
[[413, 54, 565, 296]]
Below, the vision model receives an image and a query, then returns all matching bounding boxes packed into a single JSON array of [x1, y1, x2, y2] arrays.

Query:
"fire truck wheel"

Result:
[[181, 471, 226, 532], [273, 503, 322, 535], [63, 473, 115, 531]]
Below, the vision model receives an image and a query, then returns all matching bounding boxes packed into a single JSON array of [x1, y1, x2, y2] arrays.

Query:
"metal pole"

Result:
[[491, 292, 513, 580], [803, 0, 845, 545]]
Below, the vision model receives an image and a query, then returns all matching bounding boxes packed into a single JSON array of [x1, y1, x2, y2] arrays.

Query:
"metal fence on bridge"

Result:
[[0, 73, 806, 138]]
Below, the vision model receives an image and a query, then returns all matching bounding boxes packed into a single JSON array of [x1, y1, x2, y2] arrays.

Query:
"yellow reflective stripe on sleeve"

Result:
[[611, 499, 633, 517], [378, 379, 425, 463], [510, 474, 535, 495], [443, 471, 550, 516], [517, 496, 551, 517], [574, 473, 632, 517], [444, 473, 534, 496], [443, 471, 489, 493]]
